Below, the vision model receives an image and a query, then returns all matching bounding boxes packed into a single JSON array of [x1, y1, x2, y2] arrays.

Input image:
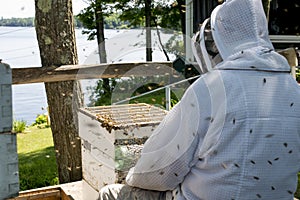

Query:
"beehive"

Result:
[[78, 103, 167, 191], [0, 63, 13, 133], [0, 63, 19, 200]]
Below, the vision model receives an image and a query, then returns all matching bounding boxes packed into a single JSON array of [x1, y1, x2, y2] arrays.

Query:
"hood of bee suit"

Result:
[[210, 0, 291, 72]]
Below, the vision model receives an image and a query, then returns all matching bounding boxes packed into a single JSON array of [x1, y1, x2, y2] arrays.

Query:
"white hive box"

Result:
[[0, 63, 19, 199], [0, 63, 13, 133], [78, 103, 167, 191]]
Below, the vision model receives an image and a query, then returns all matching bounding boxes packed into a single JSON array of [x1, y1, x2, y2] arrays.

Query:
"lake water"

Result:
[[0, 27, 175, 124]]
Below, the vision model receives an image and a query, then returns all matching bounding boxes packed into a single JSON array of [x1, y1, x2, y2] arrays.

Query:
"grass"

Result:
[[13, 120, 27, 133], [129, 87, 183, 109], [17, 125, 59, 191], [296, 174, 300, 199]]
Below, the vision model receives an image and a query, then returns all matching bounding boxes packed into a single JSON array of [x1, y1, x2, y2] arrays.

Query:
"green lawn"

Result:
[[129, 88, 182, 109], [296, 174, 300, 199], [17, 126, 59, 191]]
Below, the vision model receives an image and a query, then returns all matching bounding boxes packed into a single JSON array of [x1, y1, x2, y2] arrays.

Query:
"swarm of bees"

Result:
[[90, 103, 167, 133]]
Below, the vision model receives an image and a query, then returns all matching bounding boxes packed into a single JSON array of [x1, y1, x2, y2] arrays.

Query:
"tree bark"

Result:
[[34, 0, 83, 183], [95, 0, 107, 64], [153, 18, 170, 61], [145, 0, 152, 61], [94, 0, 111, 104], [175, 0, 186, 54]]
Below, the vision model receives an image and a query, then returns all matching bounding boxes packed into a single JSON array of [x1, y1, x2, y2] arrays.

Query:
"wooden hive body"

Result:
[[78, 103, 167, 191]]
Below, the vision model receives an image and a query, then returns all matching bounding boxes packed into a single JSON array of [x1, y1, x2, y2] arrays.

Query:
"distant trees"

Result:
[[0, 17, 34, 27], [0, 15, 127, 29], [77, 0, 116, 106], [77, 0, 186, 106], [104, 13, 130, 29]]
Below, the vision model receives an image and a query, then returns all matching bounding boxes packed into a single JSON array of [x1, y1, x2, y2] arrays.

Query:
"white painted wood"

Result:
[[78, 104, 167, 191], [0, 63, 12, 133], [0, 134, 19, 199]]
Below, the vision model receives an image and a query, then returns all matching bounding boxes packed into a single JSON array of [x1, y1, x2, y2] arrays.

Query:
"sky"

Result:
[[0, 0, 88, 18]]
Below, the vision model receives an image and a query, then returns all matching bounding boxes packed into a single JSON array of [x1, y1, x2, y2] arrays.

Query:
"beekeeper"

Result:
[[99, 0, 300, 199]]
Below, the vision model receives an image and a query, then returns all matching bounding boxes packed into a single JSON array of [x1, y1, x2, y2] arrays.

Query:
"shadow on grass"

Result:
[[18, 146, 59, 191]]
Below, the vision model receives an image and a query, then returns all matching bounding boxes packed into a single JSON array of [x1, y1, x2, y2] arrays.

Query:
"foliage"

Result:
[[0, 16, 123, 29], [165, 32, 185, 56], [32, 114, 48, 126], [76, 0, 116, 40], [114, 0, 184, 32], [31, 114, 50, 129], [114, 1, 145, 28], [74, 15, 84, 28], [77, 0, 119, 106], [152, 0, 184, 32], [296, 173, 300, 199], [77, 0, 185, 52], [127, 80, 182, 109], [17, 126, 58, 191], [13, 120, 27, 133], [129, 86, 180, 109], [104, 13, 131, 29], [77, 7, 132, 33], [78, 0, 186, 107], [87, 75, 184, 108], [0, 17, 34, 27], [88, 78, 119, 106]]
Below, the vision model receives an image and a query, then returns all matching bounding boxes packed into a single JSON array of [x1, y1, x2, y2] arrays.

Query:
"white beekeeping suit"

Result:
[[125, 0, 300, 199]]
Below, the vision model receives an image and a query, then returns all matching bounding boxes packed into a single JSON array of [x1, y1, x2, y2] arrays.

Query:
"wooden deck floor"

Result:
[[8, 180, 98, 200]]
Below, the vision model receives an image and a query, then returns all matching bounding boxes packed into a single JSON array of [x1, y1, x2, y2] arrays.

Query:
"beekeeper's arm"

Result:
[[126, 83, 206, 191]]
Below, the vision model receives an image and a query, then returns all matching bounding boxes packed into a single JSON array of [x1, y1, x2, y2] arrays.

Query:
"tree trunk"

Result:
[[176, 0, 186, 54], [153, 18, 170, 61], [35, 0, 83, 183], [95, 0, 111, 104], [145, 0, 152, 61], [95, 0, 107, 64]]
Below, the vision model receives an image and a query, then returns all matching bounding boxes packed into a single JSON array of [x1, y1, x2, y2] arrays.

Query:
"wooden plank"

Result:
[[7, 181, 101, 200], [8, 188, 61, 200], [60, 189, 72, 200], [12, 62, 174, 85], [277, 47, 298, 67], [277, 48, 298, 79], [59, 180, 99, 200]]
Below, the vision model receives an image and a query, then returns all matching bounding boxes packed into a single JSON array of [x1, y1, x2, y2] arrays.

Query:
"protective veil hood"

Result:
[[210, 0, 290, 72]]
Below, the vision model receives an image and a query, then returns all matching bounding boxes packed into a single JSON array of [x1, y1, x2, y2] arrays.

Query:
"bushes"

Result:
[[13, 114, 49, 134], [32, 114, 50, 128], [13, 120, 27, 133]]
